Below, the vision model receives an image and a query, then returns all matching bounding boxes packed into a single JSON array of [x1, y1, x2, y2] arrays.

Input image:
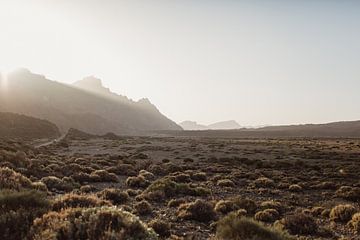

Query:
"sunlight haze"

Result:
[[1, 0, 359, 126]]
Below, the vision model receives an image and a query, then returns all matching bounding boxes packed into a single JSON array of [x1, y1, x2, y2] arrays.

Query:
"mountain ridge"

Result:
[[0, 69, 182, 134]]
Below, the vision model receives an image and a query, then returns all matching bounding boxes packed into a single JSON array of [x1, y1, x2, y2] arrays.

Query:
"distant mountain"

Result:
[[0, 112, 60, 139], [165, 120, 360, 138], [178, 121, 208, 130], [0, 69, 182, 134], [179, 120, 241, 130], [207, 120, 241, 130]]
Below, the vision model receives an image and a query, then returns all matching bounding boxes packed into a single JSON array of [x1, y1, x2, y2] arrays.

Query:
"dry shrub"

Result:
[[215, 197, 257, 215], [148, 164, 166, 176], [217, 179, 235, 188], [288, 184, 302, 192], [41, 176, 78, 192], [254, 177, 275, 188], [134, 200, 152, 215], [126, 175, 150, 188], [30, 207, 158, 240], [255, 209, 280, 222], [0, 167, 33, 190], [142, 178, 210, 201], [216, 212, 292, 240], [0, 190, 50, 240], [177, 199, 216, 223], [139, 170, 155, 181], [149, 219, 171, 238], [107, 163, 136, 176], [98, 188, 129, 205], [90, 170, 118, 182], [311, 206, 325, 217], [329, 204, 356, 222], [52, 193, 111, 211], [260, 200, 284, 213], [170, 172, 191, 183], [349, 212, 360, 232], [275, 213, 318, 235], [191, 172, 207, 181], [335, 186, 360, 201], [168, 198, 186, 208]]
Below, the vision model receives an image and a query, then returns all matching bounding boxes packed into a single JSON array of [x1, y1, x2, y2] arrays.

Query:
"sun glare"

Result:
[[0, 71, 8, 92]]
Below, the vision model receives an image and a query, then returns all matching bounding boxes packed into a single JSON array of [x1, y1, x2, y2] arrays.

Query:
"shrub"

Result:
[[52, 193, 111, 211], [168, 198, 186, 208], [254, 177, 275, 188], [335, 186, 360, 201], [41, 176, 78, 192], [191, 172, 207, 181], [349, 212, 360, 232], [216, 212, 292, 240], [255, 209, 280, 222], [275, 213, 317, 235], [139, 170, 155, 181], [329, 204, 356, 222], [214, 200, 239, 215], [0, 167, 33, 190], [98, 188, 129, 205], [126, 175, 150, 188], [30, 207, 158, 239], [0, 190, 50, 240], [217, 179, 235, 188], [142, 178, 210, 201], [177, 199, 216, 223], [260, 200, 283, 213], [108, 164, 136, 176], [134, 200, 153, 215], [288, 184, 302, 192], [149, 219, 171, 238], [91, 170, 118, 182]]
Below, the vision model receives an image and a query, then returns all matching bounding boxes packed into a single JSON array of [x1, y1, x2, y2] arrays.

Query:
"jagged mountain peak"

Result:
[[73, 76, 111, 95]]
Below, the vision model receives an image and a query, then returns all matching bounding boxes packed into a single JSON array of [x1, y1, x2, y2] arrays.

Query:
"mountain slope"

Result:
[[0, 69, 182, 134], [0, 112, 60, 139]]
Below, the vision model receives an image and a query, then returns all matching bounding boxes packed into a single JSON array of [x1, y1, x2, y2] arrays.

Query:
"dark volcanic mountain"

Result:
[[0, 69, 182, 134], [0, 112, 60, 139]]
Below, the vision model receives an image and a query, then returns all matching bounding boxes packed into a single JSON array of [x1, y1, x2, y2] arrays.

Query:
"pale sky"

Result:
[[1, 0, 359, 126]]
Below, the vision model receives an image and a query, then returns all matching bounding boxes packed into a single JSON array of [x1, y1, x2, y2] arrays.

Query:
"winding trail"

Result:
[[35, 134, 66, 148]]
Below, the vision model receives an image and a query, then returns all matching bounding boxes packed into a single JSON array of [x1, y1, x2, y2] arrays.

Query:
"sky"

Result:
[[0, 0, 359, 126]]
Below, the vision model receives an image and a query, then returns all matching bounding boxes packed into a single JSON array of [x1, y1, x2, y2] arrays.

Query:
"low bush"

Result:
[[349, 212, 360, 232], [255, 209, 280, 222], [329, 204, 356, 222], [149, 219, 171, 238], [275, 213, 317, 235], [30, 207, 158, 240], [134, 200, 153, 215], [216, 212, 292, 240], [335, 186, 360, 201], [0, 190, 50, 240], [177, 199, 216, 223], [52, 193, 111, 211], [98, 188, 129, 205], [217, 179, 235, 188]]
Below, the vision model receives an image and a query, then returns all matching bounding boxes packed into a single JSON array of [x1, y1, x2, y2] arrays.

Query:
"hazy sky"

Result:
[[1, 0, 359, 126]]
